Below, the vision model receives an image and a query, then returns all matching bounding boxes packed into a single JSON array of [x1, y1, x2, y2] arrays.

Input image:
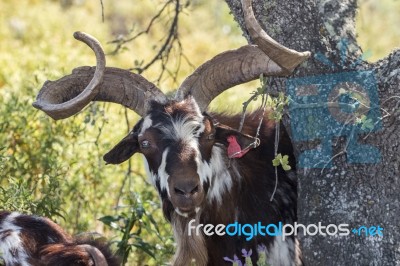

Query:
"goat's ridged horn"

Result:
[[175, 0, 311, 111], [33, 32, 105, 120], [33, 32, 166, 119], [79, 244, 108, 266], [176, 46, 283, 111], [241, 0, 311, 71]]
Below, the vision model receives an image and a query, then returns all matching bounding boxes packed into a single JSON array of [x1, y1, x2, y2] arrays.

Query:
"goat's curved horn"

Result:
[[33, 32, 166, 119], [241, 0, 311, 71], [175, 0, 311, 112], [33, 32, 105, 119], [79, 244, 108, 266]]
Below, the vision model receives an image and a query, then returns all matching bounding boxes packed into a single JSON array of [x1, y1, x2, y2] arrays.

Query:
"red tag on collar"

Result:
[[227, 135, 250, 158]]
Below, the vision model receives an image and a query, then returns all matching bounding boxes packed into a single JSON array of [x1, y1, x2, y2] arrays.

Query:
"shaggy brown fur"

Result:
[[171, 211, 208, 266], [0, 211, 120, 266]]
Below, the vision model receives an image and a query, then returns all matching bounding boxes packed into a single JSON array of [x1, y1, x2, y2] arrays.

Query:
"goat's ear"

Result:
[[103, 132, 139, 164], [214, 124, 258, 158]]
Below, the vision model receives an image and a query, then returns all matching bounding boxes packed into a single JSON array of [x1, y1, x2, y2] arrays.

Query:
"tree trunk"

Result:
[[225, 0, 400, 265]]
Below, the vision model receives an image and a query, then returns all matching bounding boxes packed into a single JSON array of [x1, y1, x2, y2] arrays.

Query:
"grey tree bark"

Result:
[[224, 0, 399, 265]]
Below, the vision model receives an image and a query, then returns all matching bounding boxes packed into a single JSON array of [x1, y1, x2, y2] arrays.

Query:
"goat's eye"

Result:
[[141, 140, 151, 148], [207, 133, 215, 140]]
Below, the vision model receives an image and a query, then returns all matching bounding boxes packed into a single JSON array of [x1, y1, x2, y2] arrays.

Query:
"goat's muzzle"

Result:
[[170, 178, 204, 216]]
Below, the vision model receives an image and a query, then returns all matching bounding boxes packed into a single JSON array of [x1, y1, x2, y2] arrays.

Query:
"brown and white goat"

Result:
[[33, 0, 310, 265], [0, 211, 119, 266]]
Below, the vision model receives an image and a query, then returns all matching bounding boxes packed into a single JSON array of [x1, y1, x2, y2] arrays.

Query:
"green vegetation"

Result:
[[0, 0, 248, 264], [0, 0, 398, 265], [357, 0, 400, 62]]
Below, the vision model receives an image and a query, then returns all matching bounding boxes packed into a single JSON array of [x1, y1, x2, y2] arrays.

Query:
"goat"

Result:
[[33, 0, 310, 264], [0, 211, 119, 266]]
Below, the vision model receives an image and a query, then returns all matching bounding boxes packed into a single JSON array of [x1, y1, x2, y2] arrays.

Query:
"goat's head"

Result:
[[101, 97, 259, 216], [33, 0, 310, 217]]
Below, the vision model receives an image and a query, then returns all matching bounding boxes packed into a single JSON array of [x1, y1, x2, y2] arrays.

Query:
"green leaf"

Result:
[[98, 215, 122, 230], [272, 154, 291, 171], [272, 154, 282, 167]]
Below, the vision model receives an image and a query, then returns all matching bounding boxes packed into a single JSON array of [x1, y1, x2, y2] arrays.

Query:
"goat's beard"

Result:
[[171, 210, 208, 266]]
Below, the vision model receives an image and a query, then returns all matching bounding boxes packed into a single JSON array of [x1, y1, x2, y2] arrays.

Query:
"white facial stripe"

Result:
[[208, 171, 232, 205], [0, 212, 30, 266], [206, 146, 235, 205], [139, 116, 153, 135], [142, 155, 157, 186], [196, 154, 212, 185], [158, 148, 170, 196]]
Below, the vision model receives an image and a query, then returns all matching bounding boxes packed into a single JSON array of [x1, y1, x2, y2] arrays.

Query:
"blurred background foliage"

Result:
[[0, 0, 398, 265]]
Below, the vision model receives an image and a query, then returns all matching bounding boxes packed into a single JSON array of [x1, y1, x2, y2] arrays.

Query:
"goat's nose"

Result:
[[173, 180, 200, 198]]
